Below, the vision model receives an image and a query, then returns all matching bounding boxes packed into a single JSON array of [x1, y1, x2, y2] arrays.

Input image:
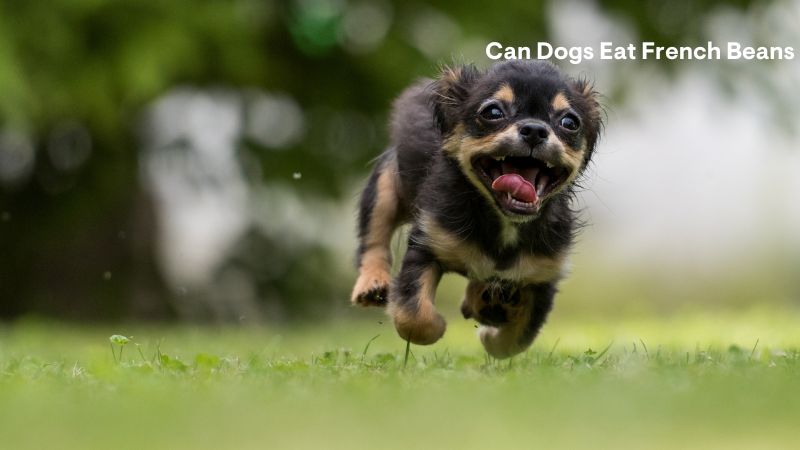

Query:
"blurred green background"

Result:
[[0, 0, 798, 324]]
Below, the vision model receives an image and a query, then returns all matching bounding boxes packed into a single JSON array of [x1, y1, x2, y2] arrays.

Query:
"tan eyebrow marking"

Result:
[[493, 83, 514, 104], [552, 92, 571, 111]]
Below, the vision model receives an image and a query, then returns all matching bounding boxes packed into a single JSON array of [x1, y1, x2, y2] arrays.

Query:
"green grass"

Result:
[[2, 308, 800, 449]]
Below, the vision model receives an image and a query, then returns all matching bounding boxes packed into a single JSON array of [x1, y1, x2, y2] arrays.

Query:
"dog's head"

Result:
[[433, 60, 602, 221]]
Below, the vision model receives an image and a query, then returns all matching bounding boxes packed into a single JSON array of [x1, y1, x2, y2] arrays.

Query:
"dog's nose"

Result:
[[518, 122, 550, 147]]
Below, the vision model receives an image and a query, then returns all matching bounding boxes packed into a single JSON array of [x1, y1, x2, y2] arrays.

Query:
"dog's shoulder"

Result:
[[389, 78, 438, 146], [388, 79, 443, 204]]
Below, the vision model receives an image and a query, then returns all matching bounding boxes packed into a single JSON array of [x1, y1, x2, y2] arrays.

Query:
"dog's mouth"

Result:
[[473, 155, 568, 215]]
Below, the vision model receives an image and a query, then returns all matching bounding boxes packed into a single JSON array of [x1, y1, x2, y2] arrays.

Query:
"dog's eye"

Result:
[[479, 104, 505, 121], [559, 114, 580, 131]]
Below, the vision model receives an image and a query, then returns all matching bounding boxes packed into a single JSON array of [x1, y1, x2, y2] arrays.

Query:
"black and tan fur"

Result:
[[352, 60, 602, 358]]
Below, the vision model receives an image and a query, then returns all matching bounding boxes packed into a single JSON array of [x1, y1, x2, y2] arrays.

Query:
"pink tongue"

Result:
[[491, 174, 537, 203]]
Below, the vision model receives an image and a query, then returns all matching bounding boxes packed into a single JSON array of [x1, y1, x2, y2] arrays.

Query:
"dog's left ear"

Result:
[[569, 78, 603, 158], [432, 64, 481, 134]]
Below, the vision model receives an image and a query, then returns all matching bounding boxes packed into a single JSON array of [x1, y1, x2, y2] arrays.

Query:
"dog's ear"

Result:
[[432, 64, 481, 134], [569, 77, 603, 158]]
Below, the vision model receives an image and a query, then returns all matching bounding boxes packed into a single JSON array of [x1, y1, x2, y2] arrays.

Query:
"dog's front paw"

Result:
[[351, 269, 392, 306], [460, 280, 524, 327], [388, 303, 446, 345]]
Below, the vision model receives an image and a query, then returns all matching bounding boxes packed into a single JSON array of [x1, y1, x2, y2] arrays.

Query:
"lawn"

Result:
[[1, 307, 799, 450]]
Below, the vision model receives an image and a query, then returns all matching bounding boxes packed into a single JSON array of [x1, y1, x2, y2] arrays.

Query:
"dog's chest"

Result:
[[436, 242, 564, 283], [420, 216, 566, 284]]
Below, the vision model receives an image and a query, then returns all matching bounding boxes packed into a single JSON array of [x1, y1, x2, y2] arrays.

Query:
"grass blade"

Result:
[[361, 334, 380, 364], [403, 338, 411, 369]]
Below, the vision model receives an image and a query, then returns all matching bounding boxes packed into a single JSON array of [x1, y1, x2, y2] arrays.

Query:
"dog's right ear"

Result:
[[431, 64, 481, 134]]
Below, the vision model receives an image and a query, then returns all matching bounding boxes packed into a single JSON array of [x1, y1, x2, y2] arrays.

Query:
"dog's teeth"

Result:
[[493, 155, 505, 161], [545, 162, 554, 169], [536, 174, 550, 196]]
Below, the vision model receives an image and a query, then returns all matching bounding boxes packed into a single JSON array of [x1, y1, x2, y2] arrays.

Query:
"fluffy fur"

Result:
[[352, 60, 602, 357]]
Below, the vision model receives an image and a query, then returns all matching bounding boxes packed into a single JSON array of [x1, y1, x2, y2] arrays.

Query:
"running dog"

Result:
[[351, 60, 602, 358]]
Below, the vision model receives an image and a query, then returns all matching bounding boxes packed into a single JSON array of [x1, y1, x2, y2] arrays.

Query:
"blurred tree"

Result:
[[0, 0, 765, 321]]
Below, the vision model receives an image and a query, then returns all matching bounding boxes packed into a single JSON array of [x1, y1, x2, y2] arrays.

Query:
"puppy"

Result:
[[351, 60, 602, 358]]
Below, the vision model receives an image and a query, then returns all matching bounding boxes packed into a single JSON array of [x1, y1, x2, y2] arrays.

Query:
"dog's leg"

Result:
[[387, 228, 446, 345], [479, 283, 555, 359], [352, 155, 402, 306], [460, 279, 487, 320]]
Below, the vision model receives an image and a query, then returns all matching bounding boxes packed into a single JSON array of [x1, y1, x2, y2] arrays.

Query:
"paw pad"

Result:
[[351, 271, 391, 306]]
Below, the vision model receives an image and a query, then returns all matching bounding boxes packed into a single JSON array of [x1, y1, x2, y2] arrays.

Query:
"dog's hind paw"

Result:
[[460, 280, 525, 327], [479, 325, 527, 359], [351, 270, 392, 306]]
